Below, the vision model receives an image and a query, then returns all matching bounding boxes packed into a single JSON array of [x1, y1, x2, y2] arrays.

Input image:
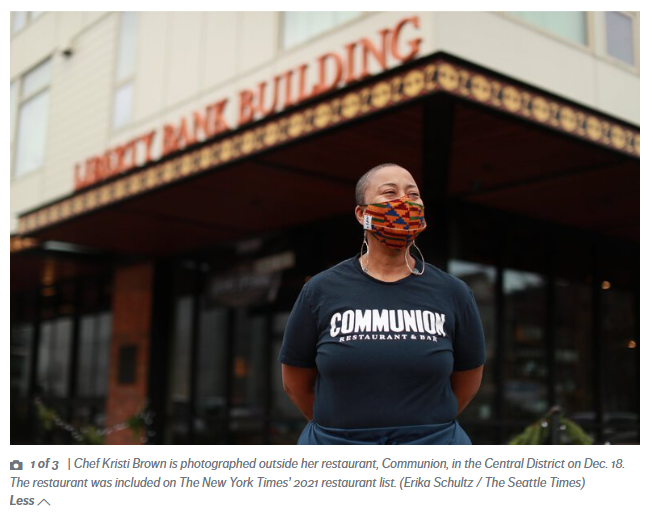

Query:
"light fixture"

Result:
[[42, 240, 103, 255], [60, 37, 76, 58], [628, 340, 637, 349], [42, 259, 55, 286], [601, 281, 611, 290]]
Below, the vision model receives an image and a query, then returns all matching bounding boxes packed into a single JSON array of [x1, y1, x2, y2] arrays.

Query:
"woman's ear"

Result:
[[354, 205, 365, 225]]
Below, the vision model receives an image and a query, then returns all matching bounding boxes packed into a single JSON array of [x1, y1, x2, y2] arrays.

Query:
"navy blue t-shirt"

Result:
[[279, 255, 485, 429]]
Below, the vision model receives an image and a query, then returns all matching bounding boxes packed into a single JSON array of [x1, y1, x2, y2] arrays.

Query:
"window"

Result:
[[448, 259, 497, 441], [282, 11, 361, 49], [606, 12, 636, 65], [116, 12, 138, 81], [11, 11, 44, 34], [11, 323, 33, 399], [12, 59, 52, 177], [112, 83, 133, 129], [509, 12, 587, 45], [12, 11, 28, 33], [77, 312, 112, 398], [503, 269, 548, 421], [10, 81, 18, 144], [37, 317, 73, 398], [113, 12, 138, 129]]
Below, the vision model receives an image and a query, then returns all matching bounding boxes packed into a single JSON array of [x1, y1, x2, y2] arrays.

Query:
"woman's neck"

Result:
[[360, 235, 416, 282]]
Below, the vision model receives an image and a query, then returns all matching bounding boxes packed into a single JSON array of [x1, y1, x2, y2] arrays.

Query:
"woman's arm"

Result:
[[450, 365, 484, 415], [281, 364, 318, 421]]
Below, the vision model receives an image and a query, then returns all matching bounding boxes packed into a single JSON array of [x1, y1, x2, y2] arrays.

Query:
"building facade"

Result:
[[10, 11, 640, 444]]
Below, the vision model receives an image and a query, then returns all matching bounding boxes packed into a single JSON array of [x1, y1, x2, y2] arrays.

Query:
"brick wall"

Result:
[[105, 262, 153, 445]]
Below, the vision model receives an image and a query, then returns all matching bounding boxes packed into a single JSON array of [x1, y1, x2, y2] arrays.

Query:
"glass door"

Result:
[[228, 307, 269, 444]]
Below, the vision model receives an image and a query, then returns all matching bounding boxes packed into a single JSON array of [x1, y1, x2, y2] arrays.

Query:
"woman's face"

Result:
[[363, 165, 422, 206], [355, 165, 423, 228]]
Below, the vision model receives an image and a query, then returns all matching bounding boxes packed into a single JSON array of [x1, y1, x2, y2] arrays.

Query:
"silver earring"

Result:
[[361, 231, 370, 273], [405, 240, 425, 275]]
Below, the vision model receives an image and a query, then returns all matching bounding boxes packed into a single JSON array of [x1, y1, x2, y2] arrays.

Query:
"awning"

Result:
[[14, 53, 639, 257]]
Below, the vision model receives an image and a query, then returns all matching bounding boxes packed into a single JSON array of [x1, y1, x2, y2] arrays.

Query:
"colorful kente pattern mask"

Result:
[[362, 196, 427, 250]]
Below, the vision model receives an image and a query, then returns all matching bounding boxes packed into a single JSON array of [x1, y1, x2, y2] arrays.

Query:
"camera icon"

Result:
[[10, 460, 23, 470]]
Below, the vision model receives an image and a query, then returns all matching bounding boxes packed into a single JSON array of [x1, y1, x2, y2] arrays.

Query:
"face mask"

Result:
[[362, 195, 427, 250]]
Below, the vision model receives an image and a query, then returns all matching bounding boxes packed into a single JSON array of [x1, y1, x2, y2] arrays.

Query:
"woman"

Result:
[[279, 163, 485, 444]]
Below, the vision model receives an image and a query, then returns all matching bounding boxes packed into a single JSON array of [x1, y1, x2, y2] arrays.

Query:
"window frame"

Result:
[[502, 11, 592, 51], [602, 11, 639, 72], [111, 12, 139, 131], [11, 11, 45, 35], [11, 58, 52, 179], [278, 11, 365, 51], [498, 11, 639, 74], [10, 81, 19, 149]]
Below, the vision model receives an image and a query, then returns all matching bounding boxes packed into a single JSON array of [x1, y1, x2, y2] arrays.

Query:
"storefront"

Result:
[[11, 50, 639, 445]]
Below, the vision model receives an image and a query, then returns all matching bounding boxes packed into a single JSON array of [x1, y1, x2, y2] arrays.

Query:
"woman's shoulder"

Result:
[[296, 257, 359, 306]]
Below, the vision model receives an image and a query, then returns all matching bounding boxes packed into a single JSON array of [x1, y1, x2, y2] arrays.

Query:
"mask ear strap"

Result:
[[405, 240, 425, 276], [360, 231, 370, 273]]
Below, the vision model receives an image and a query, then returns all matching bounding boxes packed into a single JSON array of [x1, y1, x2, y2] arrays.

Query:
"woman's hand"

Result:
[[450, 366, 484, 416], [281, 364, 318, 421]]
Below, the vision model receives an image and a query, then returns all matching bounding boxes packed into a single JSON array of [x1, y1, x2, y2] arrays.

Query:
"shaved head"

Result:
[[355, 163, 402, 205]]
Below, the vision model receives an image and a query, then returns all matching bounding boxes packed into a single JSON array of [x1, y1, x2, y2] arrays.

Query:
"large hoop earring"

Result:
[[360, 231, 370, 273], [405, 240, 425, 276]]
